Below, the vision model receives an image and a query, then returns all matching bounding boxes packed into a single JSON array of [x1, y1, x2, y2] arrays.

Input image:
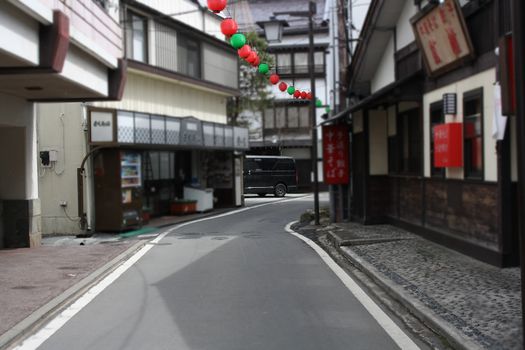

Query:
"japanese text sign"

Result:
[[433, 123, 463, 168], [322, 125, 349, 184], [411, 0, 474, 77]]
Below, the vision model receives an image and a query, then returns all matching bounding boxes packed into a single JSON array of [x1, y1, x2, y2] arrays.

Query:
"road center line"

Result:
[[285, 221, 420, 350]]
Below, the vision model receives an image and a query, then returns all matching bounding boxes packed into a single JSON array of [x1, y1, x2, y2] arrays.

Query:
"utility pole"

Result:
[[512, 0, 525, 347]]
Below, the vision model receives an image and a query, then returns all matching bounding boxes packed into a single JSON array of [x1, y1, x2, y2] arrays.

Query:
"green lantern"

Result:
[[287, 86, 295, 95], [230, 33, 246, 49], [258, 63, 269, 74], [316, 99, 322, 108], [325, 106, 331, 113]]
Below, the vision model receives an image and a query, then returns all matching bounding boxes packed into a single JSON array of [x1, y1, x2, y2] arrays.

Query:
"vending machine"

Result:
[[94, 149, 143, 231]]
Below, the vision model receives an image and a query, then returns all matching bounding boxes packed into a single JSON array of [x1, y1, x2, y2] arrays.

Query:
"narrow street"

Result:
[[17, 195, 420, 350]]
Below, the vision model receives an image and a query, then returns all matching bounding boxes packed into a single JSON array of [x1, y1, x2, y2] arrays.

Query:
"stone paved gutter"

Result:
[[294, 220, 522, 350]]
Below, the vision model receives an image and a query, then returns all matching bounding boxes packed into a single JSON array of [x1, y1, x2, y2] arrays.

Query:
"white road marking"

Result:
[[285, 221, 421, 350], [14, 195, 313, 350]]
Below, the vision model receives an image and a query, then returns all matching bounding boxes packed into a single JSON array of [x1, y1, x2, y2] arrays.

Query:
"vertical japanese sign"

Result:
[[322, 125, 349, 184], [434, 123, 463, 168], [411, 0, 474, 76]]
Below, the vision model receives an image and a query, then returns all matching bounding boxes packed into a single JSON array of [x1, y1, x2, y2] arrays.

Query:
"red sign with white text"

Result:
[[433, 123, 463, 168], [322, 125, 349, 184]]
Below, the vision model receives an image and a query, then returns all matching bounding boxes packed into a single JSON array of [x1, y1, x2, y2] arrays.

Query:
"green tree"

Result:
[[228, 31, 274, 128]]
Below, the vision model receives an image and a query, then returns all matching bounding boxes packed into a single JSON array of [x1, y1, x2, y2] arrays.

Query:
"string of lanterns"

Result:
[[207, 0, 325, 108]]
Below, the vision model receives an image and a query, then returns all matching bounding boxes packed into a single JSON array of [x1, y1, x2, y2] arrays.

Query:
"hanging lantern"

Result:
[[221, 18, 238, 37], [207, 0, 227, 13], [287, 86, 295, 95], [307, 92, 312, 100], [325, 106, 331, 113], [316, 99, 323, 107], [245, 51, 257, 63], [238, 45, 251, 58], [278, 82, 287, 92], [251, 56, 260, 67], [230, 33, 246, 49], [293, 90, 301, 98], [269, 74, 280, 84], [258, 63, 269, 74], [301, 91, 308, 99]]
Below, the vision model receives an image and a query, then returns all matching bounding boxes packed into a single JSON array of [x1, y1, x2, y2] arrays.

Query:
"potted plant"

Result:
[[170, 199, 197, 215]]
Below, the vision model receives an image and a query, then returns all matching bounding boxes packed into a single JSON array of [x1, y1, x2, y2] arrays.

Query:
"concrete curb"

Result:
[[324, 232, 482, 350], [0, 239, 148, 350]]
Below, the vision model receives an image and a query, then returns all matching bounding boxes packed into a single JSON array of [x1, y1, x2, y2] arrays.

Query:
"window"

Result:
[[314, 52, 324, 73], [463, 88, 483, 179], [264, 107, 274, 129], [178, 35, 201, 78], [299, 106, 310, 128], [129, 13, 147, 62], [276, 53, 292, 74], [288, 106, 299, 128], [294, 52, 309, 74], [275, 106, 286, 128], [398, 108, 422, 174], [430, 102, 445, 177]]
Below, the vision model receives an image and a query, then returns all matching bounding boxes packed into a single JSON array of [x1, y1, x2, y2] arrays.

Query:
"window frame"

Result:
[[397, 107, 422, 176], [128, 11, 148, 63], [462, 87, 484, 180]]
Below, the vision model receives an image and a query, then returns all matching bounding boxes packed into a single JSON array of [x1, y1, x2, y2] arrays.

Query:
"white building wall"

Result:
[[396, 0, 417, 49], [0, 1, 39, 66], [370, 34, 395, 93], [423, 68, 497, 181], [95, 71, 228, 124], [37, 103, 87, 235], [0, 93, 37, 199]]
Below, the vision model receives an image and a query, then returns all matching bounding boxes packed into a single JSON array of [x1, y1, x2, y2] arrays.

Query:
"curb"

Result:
[[323, 231, 482, 350], [0, 239, 148, 350]]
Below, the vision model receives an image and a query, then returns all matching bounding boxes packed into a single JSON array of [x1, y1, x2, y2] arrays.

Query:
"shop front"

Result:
[[88, 108, 249, 232]]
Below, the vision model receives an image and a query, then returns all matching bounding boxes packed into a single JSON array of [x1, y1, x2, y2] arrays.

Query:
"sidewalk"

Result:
[[0, 209, 230, 349], [295, 220, 522, 350]]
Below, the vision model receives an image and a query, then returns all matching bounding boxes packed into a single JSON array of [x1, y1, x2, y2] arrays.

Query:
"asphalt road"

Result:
[[20, 194, 418, 350]]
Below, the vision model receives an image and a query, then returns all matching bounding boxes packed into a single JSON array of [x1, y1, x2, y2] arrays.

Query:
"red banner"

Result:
[[322, 125, 349, 184], [433, 123, 463, 168]]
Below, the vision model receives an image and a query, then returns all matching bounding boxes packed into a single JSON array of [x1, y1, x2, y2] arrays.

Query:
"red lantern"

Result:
[[269, 74, 280, 84], [246, 51, 257, 63], [293, 90, 301, 98], [307, 92, 312, 100], [221, 18, 238, 36], [207, 0, 227, 13], [251, 56, 260, 67], [238, 45, 251, 58], [278, 82, 287, 92], [301, 91, 308, 99]]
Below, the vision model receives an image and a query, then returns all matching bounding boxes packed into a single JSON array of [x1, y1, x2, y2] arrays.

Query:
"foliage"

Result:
[[228, 31, 275, 127]]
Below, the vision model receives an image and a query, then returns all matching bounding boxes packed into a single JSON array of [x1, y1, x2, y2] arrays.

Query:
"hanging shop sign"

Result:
[[411, 0, 475, 77], [322, 125, 349, 185], [89, 110, 115, 144], [433, 122, 463, 168]]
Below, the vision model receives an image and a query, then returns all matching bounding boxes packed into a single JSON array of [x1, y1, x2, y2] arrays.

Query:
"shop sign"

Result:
[[180, 118, 203, 146], [434, 123, 463, 168], [90, 111, 114, 143], [411, 0, 475, 77], [322, 125, 349, 184]]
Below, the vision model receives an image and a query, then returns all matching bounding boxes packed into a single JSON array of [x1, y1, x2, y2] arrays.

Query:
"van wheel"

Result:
[[257, 193, 266, 197], [274, 184, 287, 197]]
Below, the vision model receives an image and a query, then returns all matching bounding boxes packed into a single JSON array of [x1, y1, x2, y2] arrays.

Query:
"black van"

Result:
[[243, 156, 298, 197]]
